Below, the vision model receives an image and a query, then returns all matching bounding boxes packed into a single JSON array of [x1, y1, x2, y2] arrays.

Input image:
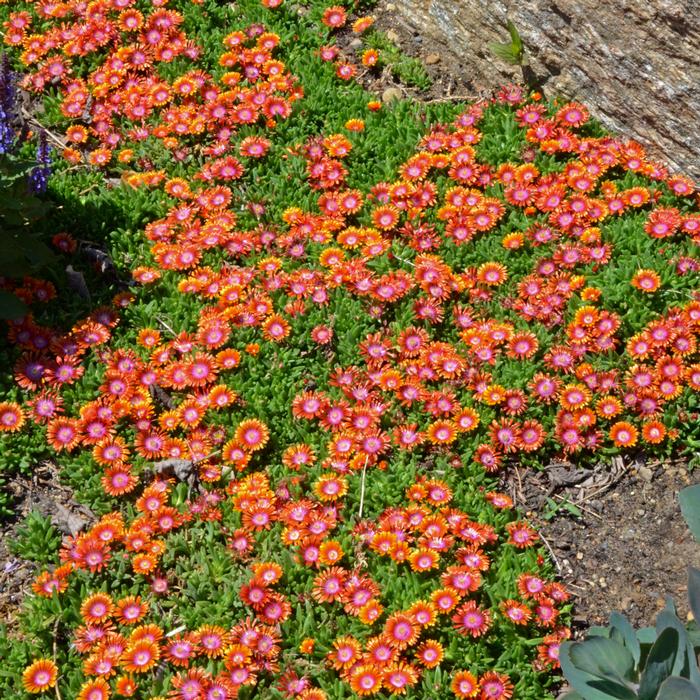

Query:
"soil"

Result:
[[502, 455, 700, 630], [0, 462, 93, 636]]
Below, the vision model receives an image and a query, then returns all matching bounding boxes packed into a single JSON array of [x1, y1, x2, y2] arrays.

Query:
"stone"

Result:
[[638, 466, 653, 482], [349, 38, 363, 50], [385, 29, 401, 44], [425, 52, 441, 65], [387, 0, 700, 180], [382, 87, 403, 103]]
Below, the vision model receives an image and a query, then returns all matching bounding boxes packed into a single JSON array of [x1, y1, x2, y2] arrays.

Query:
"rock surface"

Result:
[[387, 0, 700, 179]]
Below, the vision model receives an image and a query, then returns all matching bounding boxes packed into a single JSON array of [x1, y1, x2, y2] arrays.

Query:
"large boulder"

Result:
[[388, 0, 700, 179]]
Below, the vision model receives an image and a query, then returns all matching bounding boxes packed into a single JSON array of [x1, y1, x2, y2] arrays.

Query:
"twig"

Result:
[[357, 455, 369, 519], [422, 94, 479, 104], [20, 106, 69, 151], [550, 492, 603, 521], [156, 316, 178, 337], [392, 252, 415, 267], [514, 465, 525, 506], [536, 528, 562, 576]]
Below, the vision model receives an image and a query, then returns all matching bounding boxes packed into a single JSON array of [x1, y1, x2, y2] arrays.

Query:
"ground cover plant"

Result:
[[0, 0, 698, 698]]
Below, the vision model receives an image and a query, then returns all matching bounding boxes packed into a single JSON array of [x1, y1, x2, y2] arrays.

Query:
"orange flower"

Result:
[[321, 5, 347, 28], [609, 421, 638, 447], [22, 659, 58, 693], [349, 664, 382, 696], [642, 420, 666, 444], [0, 402, 25, 432], [234, 419, 269, 452], [120, 640, 160, 674], [451, 670, 479, 698], [80, 592, 114, 624], [631, 269, 661, 293], [416, 639, 444, 668], [77, 678, 110, 700]]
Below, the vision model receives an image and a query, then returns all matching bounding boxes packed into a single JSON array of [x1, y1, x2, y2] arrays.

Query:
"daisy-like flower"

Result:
[[22, 659, 58, 694], [383, 662, 419, 694], [383, 613, 419, 650], [234, 419, 270, 452], [476, 262, 508, 286], [80, 593, 114, 624], [479, 671, 513, 699], [0, 401, 25, 432], [77, 677, 110, 700], [631, 269, 661, 293], [415, 639, 444, 668], [408, 547, 440, 572], [609, 420, 638, 447], [327, 636, 362, 670], [349, 664, 382, 696], [500, 599, 532, 625], [451, 669, 479, 698], [312, 567, 347, 603], [641, 420, 666, 444], [426, 419, 457, 445], [452, 600, 491, 637]]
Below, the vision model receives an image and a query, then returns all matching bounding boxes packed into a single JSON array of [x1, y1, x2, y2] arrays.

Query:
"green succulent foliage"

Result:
[[0, 153, 55, 320], [560, 484, 700, 700], [489, 19, 526, 66], [10, 510, 62, 565]]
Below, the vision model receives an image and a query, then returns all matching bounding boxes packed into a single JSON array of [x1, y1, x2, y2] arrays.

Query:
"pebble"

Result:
[[382, 87, 402, 104], [576, 552, 584, 560], [425, 52, 441, 65], [349, 38, 363, 50], [385, 29, 400, 43], [638, 466, 653, 482], [386, 2, 396, 9], [599, 577, 607, 588]]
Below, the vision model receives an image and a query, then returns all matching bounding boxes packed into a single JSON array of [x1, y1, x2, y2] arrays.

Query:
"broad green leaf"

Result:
[[656, 610, 689, 677], [689, 568, 700, 645], [610, 611, 641, 667], [638, 627, 679, 700], [657, 676, 700, 700], [680, 485, 700, 542], [570, 636, 636, 682], [561, 641, 637, 700]]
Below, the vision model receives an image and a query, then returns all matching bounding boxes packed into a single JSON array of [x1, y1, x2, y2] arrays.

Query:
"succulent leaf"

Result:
[[657, 676, 700, 700], [610, 612, 641, 667], [680, 485, 700, 542], [638, 627, 680, 700]]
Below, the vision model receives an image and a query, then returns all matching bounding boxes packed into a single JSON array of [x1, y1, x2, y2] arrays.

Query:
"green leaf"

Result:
[[656, 610, 689, 677], [637, 627, 657, 646], [610, 612, 641, 667], [638, 627, 679, 700], [657, 677, 700, 700], [489, 19, 525, 65], [680, 485, 700, 542], [570, 637, 636, 682], [560, 641, 637, 700], [0, 289, 29, 320], [689, 568, 700, 641]]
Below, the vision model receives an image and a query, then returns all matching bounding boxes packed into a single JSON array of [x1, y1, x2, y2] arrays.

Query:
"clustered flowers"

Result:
[[1, 0, 698, 699]]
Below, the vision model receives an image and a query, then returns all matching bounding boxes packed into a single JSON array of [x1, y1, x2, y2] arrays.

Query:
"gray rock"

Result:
[[638, 466, 654, 482]]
